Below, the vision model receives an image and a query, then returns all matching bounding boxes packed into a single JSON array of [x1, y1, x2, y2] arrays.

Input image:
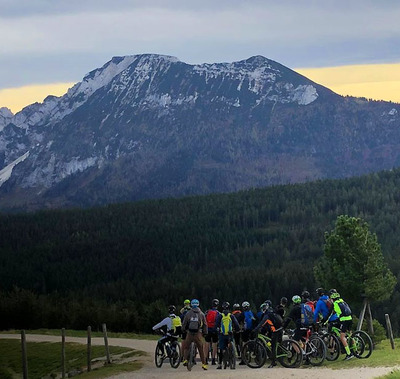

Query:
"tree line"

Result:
[[0, 168, 400, 333]]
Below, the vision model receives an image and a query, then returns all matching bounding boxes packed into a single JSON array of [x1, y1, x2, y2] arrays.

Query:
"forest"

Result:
[[0, 168, 400, 334]]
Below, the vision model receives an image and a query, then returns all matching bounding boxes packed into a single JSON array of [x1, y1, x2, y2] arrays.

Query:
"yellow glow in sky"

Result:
[[296, 63, 400, 103], [0, 83, 75, 114], [1, 63, 400, 114]]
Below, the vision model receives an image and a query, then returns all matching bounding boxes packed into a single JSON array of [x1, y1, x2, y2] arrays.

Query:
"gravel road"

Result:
[[0, 333, 395, 379]]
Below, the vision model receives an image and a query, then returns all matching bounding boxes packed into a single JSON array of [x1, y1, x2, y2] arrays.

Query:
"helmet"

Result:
[[233, 303, 240, 310], [328, 289, 337, 296], [292, 295, 301, 304], [212, 298, 219, 307], [280, 296, 288, 306], [191, 299, 200, 308], [264, 300, 272, 309], [242, 301, 250, 310], [316, 288, 325, 297], [222, 301, 230, 310], [330, 292, 340, 299], [260, 302, 270, 312], [168, 305, 176, 314], [184, 299, 190, 305], [301, 290, 310, 299]]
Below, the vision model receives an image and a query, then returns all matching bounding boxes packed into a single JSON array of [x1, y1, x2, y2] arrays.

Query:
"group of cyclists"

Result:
[[152, 287, 355, 370]]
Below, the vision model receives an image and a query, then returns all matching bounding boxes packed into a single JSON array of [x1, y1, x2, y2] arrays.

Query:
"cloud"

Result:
[[1, 1, 400, 88]]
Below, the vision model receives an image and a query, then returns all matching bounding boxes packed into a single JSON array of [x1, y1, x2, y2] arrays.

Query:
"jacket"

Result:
[[182, 307, 208, 334]]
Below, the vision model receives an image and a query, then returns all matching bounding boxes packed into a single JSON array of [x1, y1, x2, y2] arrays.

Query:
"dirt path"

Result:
[[0, 334, 395, 379]]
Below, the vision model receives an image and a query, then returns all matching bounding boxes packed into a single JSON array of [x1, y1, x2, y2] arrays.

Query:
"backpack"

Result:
[[188, 313, 201, 333], [301, 303, 314, 326], [322, 298, 333, 312], [170, 315, 182, 335], [244, 310, 254, 330], [206, 309, 218, 329], [262, 311, 283, 333], [221, 313, 233, 335], [306, 300, 315, 312], [338, 301, 352, 317]]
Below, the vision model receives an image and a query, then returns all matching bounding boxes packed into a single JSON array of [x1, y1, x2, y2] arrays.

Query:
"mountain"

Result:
[[0, 54, 399, 211]]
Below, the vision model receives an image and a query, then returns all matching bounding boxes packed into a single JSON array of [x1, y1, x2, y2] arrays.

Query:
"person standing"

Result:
[[204, 299, 220, 365], [182, 299, 209, 370]]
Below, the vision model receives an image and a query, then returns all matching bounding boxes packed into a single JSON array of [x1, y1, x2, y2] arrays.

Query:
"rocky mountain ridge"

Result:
[[0, 54, 399, 211]]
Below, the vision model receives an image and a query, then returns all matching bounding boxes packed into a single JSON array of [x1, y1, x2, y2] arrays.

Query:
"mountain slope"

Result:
[[0, 54, 399, 210]]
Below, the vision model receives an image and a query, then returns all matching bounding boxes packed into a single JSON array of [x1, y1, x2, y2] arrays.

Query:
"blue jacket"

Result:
[[313, 295, 338, 323]]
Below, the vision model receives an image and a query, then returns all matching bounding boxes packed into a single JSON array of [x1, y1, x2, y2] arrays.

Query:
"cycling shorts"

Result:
[[205, 331, 218, 343], [339, 319, 353, 333]]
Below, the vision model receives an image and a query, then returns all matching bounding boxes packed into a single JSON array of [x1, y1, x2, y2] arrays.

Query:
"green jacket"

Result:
[[333, 298, 352, 321]]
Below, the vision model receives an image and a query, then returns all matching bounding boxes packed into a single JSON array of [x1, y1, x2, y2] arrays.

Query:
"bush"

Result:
[[352, 316, 386, 344]]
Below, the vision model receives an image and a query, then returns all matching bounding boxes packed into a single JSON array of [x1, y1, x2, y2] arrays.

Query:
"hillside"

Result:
[[0, 168, 399, 333]]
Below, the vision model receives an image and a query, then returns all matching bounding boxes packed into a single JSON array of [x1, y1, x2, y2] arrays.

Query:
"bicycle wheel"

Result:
[[169, 340, 181, 368], [241, 340, 267, 368], [350, 330, 373, 358], [306, 336, 326, 366], [229, 343, 236, 369], [187, 342, 195, 371], [277, 339, 303, 368], [322, 333, 340, 361], [155, 344, 164, 368]]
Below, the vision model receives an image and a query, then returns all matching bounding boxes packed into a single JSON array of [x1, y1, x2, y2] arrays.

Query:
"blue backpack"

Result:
[[301, 303, 314, 326], [244, 310, 254, 330]]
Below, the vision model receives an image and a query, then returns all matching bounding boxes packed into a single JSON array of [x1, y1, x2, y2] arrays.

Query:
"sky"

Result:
[[1, 0, 400, 113]]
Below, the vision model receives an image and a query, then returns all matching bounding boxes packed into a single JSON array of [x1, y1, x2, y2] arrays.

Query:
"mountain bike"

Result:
[[287, 327, 327, 366], [154, 331, 181, 368], [330, 325, 373, 359], [317, 325, 341, 361], [186, 341, 197, 371], [242, 329, 303, 368]]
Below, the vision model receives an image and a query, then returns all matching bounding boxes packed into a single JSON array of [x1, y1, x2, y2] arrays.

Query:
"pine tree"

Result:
[[314, 215, 396, 303]]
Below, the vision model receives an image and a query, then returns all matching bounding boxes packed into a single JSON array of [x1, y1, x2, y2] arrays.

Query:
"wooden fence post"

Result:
[[357, 298, 367, 330], [385, 314, 395, 350], [21, 330, 28, 379], [87, 326, 92, 372], [61, 328, 66, 379], [366, 301, 374, 335], [102, 323, 111, 364]]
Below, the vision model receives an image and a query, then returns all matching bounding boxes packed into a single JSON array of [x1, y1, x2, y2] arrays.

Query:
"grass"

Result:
[[0, 339, 144, 379], [322, 338, 400, 370], [0, 328, 158, 340]]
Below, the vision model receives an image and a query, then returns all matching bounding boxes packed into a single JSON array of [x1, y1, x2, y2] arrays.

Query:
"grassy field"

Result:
[[0, 339, 144, 379], [0, 328, 158, 340], [320, 338, 400, 370]]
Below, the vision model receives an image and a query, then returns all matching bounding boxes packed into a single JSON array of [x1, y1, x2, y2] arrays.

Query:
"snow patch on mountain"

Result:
[[0, 151, 29, 187]]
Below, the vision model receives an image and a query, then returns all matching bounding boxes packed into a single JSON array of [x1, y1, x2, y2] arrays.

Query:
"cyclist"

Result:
[[180, 299, 191, 358], [204, 299, 220, 365], [182, 299, 209, 370], [236, 301, 256, 365], [152, 305, 181, 357], [231, 303, 242, 359], [301, 290, 315, 312], [215, 301, 240, 369], [254, 300, 283, 368], [313, 288, 337, 324], [283, 295, 306, 347], [276, 296, 288, 317], [328, 291, 354, 360], [180, 299, 191, 320]]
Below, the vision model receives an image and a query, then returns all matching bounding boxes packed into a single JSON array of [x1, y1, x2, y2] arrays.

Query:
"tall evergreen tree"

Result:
[[314, 215, 396, 303]]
